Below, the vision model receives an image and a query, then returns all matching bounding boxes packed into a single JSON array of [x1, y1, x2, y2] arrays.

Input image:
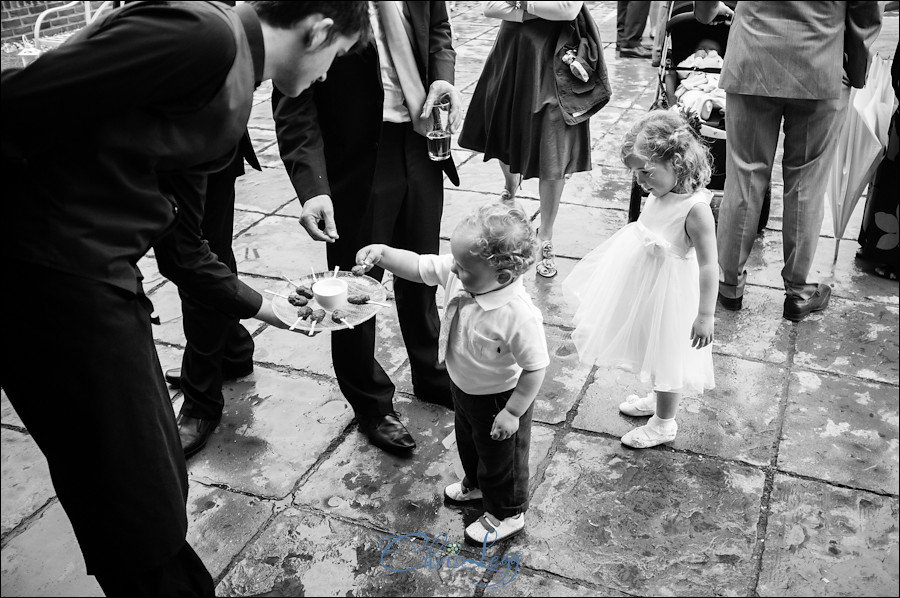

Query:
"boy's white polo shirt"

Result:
[[419, 254, 550, 395]]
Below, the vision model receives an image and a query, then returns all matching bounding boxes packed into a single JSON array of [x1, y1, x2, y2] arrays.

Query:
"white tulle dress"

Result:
[[563, 189, 715, 396]]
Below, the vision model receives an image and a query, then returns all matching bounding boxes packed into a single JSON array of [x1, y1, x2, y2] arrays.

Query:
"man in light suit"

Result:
[[696, 1, 882, 321], [273, 1, 461, 455]]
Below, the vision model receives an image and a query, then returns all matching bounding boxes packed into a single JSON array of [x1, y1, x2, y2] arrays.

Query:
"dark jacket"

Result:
[[272, 0, 459, 215], [554, 4, 611, 125]]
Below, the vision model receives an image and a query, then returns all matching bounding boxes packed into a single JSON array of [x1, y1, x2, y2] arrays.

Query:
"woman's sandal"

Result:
[[536, 239, 557, 278], [500, 174, 523, 204]]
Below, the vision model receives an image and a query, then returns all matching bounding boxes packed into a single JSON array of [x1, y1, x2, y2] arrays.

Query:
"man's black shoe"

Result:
[[176, 413, 221, 458], [783, 284, 831, 322], [164, 364, 254, 390], [362, 413, 416, 456], [718, 292, 743, 311], [619, 45, 652, 59]]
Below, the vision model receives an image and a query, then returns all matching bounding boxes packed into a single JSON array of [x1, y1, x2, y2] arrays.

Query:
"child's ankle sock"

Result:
[[648, 414, 677, 435]]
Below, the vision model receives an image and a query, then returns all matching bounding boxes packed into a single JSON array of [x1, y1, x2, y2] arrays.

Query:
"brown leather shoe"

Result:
[[718, 292, 743, 311], [362, 413, 416, 456], [619, 45, 652, 59], [783, 284, 832, 322], [176, 413, 221, 458]]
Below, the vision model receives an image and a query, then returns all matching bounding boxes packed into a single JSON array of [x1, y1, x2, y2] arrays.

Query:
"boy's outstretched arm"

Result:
[[356, 244, 425, 283]]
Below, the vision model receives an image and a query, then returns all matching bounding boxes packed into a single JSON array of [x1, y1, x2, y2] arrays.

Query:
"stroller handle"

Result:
[[665, 11, 731, 33]]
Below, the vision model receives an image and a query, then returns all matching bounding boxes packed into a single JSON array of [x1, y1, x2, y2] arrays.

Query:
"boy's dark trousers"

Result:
[[451, 382, 533, 519]]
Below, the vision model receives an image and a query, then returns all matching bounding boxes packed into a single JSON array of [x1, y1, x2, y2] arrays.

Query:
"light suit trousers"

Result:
[[718, 88, 849, 300]]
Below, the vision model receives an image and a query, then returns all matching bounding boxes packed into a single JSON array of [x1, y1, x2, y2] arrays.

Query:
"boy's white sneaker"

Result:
[[465, 512, 525, 545], [621, 418, 678, 449], [619, 393, 656, 417], [444, 481, 483, 504]]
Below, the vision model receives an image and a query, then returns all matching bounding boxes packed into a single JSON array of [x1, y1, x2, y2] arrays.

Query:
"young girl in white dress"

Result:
[[563, 110, 718, 448]]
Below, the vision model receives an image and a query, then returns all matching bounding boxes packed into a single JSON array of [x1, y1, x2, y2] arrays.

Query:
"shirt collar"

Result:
[[236, 3, 265, 87], [470, 277, 524, 312]]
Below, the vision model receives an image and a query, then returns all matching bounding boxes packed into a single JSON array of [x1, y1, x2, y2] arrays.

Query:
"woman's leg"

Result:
[[536, 178, 566, 277], [498, 161, 522, 201]]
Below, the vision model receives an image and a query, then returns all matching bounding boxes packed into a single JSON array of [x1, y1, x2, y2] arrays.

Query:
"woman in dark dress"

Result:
[[459, 1, 592, 278]]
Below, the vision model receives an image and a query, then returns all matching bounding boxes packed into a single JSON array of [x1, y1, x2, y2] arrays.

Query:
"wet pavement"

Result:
[[2, 2, 898, 596]]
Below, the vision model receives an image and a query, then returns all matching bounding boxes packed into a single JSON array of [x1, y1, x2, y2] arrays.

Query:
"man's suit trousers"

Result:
[[328, 122, 452, 420], [2, 262, 211, 594], [717, 89, 849, 301], [177, 166, 255, 421]]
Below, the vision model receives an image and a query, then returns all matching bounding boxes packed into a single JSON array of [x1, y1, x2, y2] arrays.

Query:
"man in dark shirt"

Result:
[[1, 2, 367, 595]]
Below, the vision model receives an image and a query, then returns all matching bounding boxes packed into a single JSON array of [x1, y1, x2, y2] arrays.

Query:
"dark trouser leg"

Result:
[[718, 93, 782, 300], [94, 541, 214, 597], [327, 186, 395, 421], [780, 88, 848, 299], [452, 385, 481, 490], [179, 167, 254, 420], [452, 384, 532, 519], [618, 1, 650, 48], [1, 263, 199, 581], [369, 123, 452, 406]]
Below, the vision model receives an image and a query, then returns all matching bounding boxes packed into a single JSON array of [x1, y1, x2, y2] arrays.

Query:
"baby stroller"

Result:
[[627, 1, 771, 231]]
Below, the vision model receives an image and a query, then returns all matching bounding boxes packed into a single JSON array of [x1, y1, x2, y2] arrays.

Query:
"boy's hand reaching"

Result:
[[491, 408, 520, 441], [355, 244, 384, 273], [690, 314, 714, 349]]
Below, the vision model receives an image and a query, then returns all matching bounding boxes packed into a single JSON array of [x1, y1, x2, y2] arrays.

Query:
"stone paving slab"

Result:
[[713, 284, 794, 365], [518, 432, 764, 596], [293, 394, 554, 538], [181, 367, 353, 498], [533, 326, 595, 425], [232, 166, 297, 214], [217, 508, 486, 597], [793, 299, 899, 386], [757, 473, 899, 597], [779, 370, 899, 495], [736, 228, 900, 306], [1, 390, 24, 429], [232, 213, 330, 278], [572, 354, 784, 466], [489, 568, 628, 597], [1, 428, 54, 536], [187, 482, 276, 580], [0, 503, 102, 597]]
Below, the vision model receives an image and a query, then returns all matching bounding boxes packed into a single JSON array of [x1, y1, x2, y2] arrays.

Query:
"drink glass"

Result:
[[426, 97, 451, 161]]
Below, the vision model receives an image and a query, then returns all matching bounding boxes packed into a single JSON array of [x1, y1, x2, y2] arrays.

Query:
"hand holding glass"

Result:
[[426, 96, 451, 161]]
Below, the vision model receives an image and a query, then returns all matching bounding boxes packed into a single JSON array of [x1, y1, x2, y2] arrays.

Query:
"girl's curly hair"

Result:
[[620, 110, 712, 193], [458, 202, 536, 278]]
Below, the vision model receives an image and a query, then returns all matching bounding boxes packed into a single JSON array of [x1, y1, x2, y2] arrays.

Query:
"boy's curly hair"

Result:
[[458, 202, 536, 278], [620, 110, 712, 193]]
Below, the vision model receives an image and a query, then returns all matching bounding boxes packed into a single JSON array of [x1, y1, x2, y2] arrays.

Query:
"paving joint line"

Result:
[[745, 318, 802, 595], [0, 496, 58, 549]]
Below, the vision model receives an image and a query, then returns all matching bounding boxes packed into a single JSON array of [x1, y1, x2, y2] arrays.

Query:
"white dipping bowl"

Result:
[[312, 278, 348, 311]]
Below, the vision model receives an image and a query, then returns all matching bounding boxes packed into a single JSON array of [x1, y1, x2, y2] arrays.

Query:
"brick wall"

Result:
[[1, 1, 106, 43]]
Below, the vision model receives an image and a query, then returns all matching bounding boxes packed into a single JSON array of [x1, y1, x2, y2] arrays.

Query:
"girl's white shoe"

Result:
[[619, 392, 657, 417], [464, 512, 525, 545], [444, 481, 483, 503], [621, 417, 678, 449]]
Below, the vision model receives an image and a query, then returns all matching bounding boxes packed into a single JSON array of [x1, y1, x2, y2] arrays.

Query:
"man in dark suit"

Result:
[[696, 1, 882, 321], [273, 0, 461, 456], [1, 2, 368, 594]]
